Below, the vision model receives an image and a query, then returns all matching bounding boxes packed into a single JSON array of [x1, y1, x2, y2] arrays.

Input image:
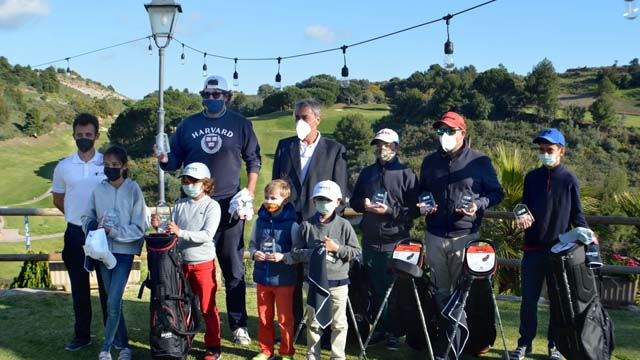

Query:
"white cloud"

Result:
[[304, 25, 335, 43], [0, 0, 49, 30]]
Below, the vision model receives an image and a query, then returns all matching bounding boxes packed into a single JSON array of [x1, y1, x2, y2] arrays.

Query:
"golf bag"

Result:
[[463, 280, 496, 355], [139, 233, 200, 359], [547, 243, 614, 360], [347, 255, 370, 345]]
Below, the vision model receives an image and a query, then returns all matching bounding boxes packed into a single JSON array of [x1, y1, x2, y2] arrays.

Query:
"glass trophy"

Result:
[[419, 191, 436, 212], [372, 189, 388, 205], [513, 203, 533, 225], [155, 201, 172, 233], [458, 194, 474, 211], [156, 133, 171, 155], [261, 236, 277, 254], [103, 208, 120, 228]]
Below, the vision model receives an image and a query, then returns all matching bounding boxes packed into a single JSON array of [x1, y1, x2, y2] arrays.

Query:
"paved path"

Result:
[[4, 187, 52, 207]]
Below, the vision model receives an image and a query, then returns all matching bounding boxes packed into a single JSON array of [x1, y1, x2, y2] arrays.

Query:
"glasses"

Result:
[[436, 128, 461, 136], [200, 91, 225, 99]]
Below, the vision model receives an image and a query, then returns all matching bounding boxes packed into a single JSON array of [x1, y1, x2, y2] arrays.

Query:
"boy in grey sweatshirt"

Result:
[[289, 180, 361, 360]]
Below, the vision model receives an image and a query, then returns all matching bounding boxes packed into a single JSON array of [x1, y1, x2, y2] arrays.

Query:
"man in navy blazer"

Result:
[[272, 98, 349, 334]]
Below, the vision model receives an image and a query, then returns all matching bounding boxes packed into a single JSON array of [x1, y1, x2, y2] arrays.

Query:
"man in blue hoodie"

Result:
[[156, 75, 261, 346], [509, 128, 587, 360]]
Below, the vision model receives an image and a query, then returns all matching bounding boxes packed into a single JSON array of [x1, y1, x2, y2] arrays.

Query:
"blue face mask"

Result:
[[182, 184, 202, 198], [202, 99, 225, 114]]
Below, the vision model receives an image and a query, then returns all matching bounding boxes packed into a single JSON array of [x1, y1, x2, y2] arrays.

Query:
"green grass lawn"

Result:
[[0, 287, 637, 360], [0, 237, 64, 286]]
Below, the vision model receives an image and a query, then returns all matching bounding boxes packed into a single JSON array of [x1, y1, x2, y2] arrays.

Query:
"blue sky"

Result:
[[2, 0, 640, 99]]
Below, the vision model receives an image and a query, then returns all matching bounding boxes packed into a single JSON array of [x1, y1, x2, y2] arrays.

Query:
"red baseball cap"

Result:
[[433, 111, 466, 131]]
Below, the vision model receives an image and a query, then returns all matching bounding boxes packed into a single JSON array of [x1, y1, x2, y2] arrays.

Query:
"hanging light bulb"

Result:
[[443, 15, 455, 69], [202, 53, 208, 77], [148, 37, 153, 56], [274, 57, 282, 90], [340, 45, 350, 88], [624, 0, 639, 19], [233, 58, 239, 87], [180, 44, 185, 65], [65, 58, 71, 77]]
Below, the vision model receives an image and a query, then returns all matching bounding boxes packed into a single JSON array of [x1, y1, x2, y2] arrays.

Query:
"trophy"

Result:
[[261, 236, 277, 254], [419, 191, 436, 212], [372, 189, 388, 205], [103, 208, 120, 228], [458, 194, 474, 211], [156, 133, 171, 155], [513, 203, 534, 226], [155, 201, 172, 233]]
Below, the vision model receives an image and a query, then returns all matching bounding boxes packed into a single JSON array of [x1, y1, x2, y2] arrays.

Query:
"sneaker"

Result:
[[548, 347, 562, 360], [117, 348, 132, 360], [386, 336, 401, 351], [251, 353, 274, 360], [368, 331, 386, 346], [99, 351, 112, 360], [204, 349, 222, 360], [509, 345, 532, 360], [65, 338, 91, 351], [232, 327, 251, 345]]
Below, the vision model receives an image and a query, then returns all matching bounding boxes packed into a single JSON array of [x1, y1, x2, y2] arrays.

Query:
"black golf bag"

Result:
[[139, 233, 201, 359], [547, 243, 614, 360], [463, 279, 496, 355], [347, 255, 370, 345]]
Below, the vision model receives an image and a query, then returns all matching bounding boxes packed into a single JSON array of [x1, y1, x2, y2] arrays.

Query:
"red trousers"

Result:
[[256, 283, 295, 356], [183, 260, 221, 349]]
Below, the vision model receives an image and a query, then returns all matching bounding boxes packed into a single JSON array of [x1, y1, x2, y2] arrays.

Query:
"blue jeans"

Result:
[[98, 253, 134, 352], [517, 250, 555, 349]]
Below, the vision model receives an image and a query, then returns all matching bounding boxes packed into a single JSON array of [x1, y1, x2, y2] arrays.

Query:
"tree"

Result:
[[334, 113, 374, 187], [564, 104, 586, 123], [473, 65, 519, 119], [597, 76, 617, 96], [524, 58, 560, 119], [296, 74, 340, 102], [23, 107, 42, 136], [0, 96, 9, 125], [257, 84, 276, 98], [589, 95, 619, 129], [389, 88, 427, 125], [461, 90, 491, 120], [427, 73, 467, 118]]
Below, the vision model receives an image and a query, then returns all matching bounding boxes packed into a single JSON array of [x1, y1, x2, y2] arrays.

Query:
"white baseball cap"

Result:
[[203, 75, 229, 91], [371, 128, 399, 145], [180, 162, 211, 180], [312, 180, 342, 201]]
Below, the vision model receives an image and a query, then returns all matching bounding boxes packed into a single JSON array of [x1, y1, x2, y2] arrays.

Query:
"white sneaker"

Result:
[[117, 348, 132, 360], [232, 327, 251, 345], [99, 351, 112, 360]]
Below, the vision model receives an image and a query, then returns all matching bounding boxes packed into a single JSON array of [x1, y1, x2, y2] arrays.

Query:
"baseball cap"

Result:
[[312, 180, 342, 201], [433, 111, 466, 131], [203, 75, 229, 92], [371, 128, 400, 145], [533, 128, 566, 147], [180, 162, 211, 180]]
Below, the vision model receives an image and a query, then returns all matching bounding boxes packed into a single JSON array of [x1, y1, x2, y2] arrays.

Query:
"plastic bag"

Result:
[[84, 228, 116, 269]]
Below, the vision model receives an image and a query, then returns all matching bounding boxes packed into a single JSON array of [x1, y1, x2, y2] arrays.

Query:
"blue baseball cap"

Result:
[[533, 128, 566, 147]]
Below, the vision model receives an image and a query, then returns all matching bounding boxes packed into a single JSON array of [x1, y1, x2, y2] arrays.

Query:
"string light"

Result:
[[340, 45, 350, 88], [202, 52, 207, 77], [275, 57, 282, 90], [443, 14, 454, 70], [623, 0, 639, 19], [233, 58, 239, 87], [33, 1, 498, 88], [65, 57, 70, 77]]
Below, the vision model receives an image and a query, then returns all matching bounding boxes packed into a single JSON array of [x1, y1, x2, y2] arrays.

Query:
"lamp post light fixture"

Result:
[[145, 0, 182, 204]]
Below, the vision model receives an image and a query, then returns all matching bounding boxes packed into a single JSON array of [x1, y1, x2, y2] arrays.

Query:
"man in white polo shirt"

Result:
[[52, 113, 106, 351]]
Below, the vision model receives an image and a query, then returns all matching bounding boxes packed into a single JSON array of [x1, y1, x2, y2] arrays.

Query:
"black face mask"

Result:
[[75, 138, 94, 153], [104, 167, 122, 182]]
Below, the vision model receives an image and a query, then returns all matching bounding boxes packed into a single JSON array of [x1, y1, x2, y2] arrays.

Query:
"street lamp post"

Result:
[[145, 0, 182, 204]]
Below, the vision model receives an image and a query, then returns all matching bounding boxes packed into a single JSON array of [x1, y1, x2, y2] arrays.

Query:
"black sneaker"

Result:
[[64, 338, 91, 351], [386, 336, 401, 351]]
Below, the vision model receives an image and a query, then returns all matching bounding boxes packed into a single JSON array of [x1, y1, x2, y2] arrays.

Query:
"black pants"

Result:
[[215, 197, 248, 331], [61, 223, 107, 340]]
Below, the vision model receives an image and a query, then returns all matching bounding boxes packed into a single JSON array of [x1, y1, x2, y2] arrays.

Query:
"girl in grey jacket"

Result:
[[82, 145, 148, 360]]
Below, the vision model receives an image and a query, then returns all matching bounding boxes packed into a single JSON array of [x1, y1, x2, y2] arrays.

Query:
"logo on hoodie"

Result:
[[201, 134, 222, 154]]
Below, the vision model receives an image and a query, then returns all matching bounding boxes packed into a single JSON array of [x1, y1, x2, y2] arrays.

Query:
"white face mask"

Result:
[[539, 153, 557, 167], [315, 200, 337, 216], [296, 120, 312, 140], [440, 133, 457, 152]]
